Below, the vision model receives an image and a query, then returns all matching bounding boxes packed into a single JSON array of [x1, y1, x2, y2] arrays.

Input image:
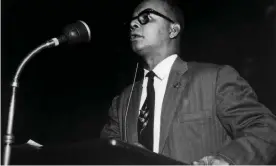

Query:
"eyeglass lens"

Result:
[[139, 13, 150, 25]]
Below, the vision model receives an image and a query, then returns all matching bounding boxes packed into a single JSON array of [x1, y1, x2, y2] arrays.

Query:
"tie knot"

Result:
[[146, 71, 156, 79]]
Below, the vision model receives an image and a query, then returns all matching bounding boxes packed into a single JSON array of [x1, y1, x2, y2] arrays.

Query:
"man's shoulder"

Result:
[[118, 81, 142, 97], [187, 61, 223, 75]]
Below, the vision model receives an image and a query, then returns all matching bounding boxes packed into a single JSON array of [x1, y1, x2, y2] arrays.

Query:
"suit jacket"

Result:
[[101, 57, 276, 164]]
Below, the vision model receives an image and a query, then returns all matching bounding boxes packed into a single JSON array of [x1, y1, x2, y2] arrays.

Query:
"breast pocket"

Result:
[[177, 110, 213, 122]]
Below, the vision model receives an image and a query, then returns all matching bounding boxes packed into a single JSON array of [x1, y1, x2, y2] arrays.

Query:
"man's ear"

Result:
[[169, 23, 181, 39]]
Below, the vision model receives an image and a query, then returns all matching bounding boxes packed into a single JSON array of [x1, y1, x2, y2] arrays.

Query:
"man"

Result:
[[101, 0, 276, 164]]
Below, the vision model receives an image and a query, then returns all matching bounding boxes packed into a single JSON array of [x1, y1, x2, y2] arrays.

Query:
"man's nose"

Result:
[[130, 20, 140, 31]]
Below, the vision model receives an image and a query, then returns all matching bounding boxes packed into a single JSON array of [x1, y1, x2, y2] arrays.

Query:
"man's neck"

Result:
[[142, 47, 177, 71], [144, 54, 168, 71]]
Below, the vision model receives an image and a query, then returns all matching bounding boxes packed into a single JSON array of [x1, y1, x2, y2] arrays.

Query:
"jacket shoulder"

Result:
[[187, 61, 222, 76]]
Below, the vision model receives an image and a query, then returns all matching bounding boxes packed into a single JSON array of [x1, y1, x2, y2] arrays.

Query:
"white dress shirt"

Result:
[[139, 54, 178, 153]]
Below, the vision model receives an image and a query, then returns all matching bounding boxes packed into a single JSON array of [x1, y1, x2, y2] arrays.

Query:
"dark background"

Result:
[[2, 0, 276, 146]]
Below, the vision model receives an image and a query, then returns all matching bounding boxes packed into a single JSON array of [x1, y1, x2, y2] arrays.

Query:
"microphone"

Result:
[[48, 20, 91, 47], [2, 20, 91, 166]]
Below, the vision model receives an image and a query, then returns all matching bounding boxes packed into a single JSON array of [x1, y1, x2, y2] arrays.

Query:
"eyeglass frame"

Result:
[[130, 8, 175, 26]]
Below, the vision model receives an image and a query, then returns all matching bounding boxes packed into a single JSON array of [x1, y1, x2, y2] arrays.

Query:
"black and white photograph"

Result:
[[2, 0, 276, 165]]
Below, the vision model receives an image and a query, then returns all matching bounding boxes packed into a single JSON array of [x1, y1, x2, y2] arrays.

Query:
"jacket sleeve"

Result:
[[215, 65, 276, 165], [100, 96, 121, 140]]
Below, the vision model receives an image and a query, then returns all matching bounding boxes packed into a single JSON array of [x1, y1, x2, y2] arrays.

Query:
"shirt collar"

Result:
[[143, 54, 178, 80]]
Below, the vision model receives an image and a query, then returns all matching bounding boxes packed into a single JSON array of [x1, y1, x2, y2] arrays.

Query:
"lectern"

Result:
[[10, 138, 186, 165]]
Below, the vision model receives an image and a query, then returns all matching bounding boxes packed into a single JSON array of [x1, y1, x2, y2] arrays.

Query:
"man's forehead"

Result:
[[133, 0, 167, 16]]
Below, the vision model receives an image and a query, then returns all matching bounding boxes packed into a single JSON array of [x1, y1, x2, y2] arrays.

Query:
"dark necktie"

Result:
[[138, 71, 155, 151]]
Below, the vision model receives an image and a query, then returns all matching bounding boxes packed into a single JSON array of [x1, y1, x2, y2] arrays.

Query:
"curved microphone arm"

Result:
[[3, 40, 56, 166], [13, 40, 55, 86]]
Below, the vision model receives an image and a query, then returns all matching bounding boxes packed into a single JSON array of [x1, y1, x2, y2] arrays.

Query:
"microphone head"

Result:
[[61, 20, 91, 44]]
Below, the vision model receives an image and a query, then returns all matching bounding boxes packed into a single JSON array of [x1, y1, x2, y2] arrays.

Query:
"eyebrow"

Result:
[[133, 8, 153, 16], [138, 8, 175, 23]]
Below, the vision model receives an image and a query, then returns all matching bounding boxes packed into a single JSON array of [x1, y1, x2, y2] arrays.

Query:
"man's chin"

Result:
[[131, 44, 144, 53]]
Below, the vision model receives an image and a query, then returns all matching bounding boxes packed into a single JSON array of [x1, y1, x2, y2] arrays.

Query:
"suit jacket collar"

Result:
[[159, 57, 191, 152]]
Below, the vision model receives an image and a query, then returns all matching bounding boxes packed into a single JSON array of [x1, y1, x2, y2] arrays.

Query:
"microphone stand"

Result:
[[3, 40, 57, 166]]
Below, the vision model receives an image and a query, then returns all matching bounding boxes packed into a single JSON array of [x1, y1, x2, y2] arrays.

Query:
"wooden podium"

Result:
[[9, 138, 186, 165]]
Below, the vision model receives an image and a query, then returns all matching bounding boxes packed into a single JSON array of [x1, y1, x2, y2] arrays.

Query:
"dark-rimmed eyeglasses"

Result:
[[131, 8, 175, 26]]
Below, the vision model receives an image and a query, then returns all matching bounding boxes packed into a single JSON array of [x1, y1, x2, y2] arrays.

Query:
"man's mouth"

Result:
[[130, 34, 143, 41]]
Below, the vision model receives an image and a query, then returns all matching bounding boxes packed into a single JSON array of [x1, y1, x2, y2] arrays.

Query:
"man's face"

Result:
[[129, 0, 174, 54]]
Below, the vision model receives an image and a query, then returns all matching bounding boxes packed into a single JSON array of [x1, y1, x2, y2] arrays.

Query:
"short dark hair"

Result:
[[162, 0, 185, 34], [137, 0, 185, 32]]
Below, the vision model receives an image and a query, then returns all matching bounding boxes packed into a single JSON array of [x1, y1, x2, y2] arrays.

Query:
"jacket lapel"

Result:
[[126, 81, 142, 144], [159, 57, 190, 152]]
